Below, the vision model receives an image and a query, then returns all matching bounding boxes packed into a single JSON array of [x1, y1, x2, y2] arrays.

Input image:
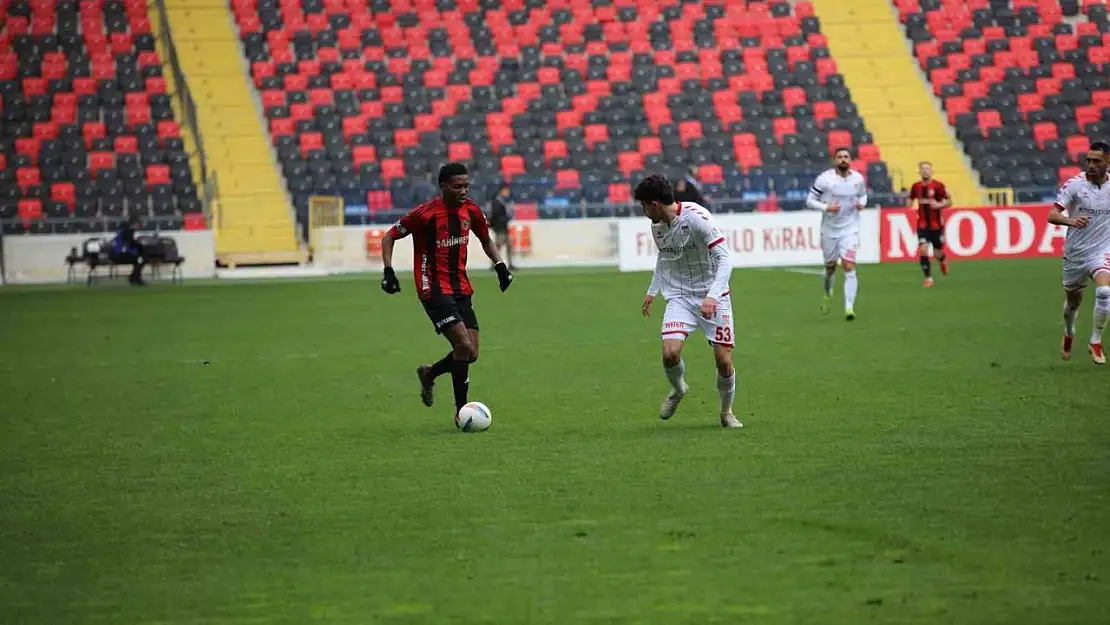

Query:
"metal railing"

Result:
[[149, 0, 219, 225]]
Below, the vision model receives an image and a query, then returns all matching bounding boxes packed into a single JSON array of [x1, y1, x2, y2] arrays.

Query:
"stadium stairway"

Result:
[[160, 0, 304, 266], [808, 0, 984, 206]]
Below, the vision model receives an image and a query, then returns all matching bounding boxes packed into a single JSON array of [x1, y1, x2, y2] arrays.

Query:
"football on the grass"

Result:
[[456, 402, 492, 432]]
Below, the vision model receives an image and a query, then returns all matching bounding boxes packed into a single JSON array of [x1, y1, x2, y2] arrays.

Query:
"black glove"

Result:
[[494, 262, 513, 292], [381, 266, 401, 294]]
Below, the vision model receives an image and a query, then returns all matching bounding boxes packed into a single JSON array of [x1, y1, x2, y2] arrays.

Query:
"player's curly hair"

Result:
[[438, 162, 468, 184], [1092, 141, 1109, 154], [633, 174, 675, 205]]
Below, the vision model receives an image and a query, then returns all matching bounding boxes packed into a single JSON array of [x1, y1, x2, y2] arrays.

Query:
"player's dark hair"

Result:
[[834, 147, 852, 157], [438, 162, 468, 184], [1091, 141, 1110, 154], [633, 174, 675, 205]]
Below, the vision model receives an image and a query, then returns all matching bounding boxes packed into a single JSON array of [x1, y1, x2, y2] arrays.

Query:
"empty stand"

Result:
[[813, 0, 984, 207], [899, 0, 1110, 201], [160, 0, 302, 264], [0, 0, 203, 235], [229, 0, 894, 219]]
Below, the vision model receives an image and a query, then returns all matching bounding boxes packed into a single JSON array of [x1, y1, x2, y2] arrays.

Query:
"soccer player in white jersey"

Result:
[[806, 148, 868, 320], [634, 174, 742, 428], [1048, 140, 1110, 364]]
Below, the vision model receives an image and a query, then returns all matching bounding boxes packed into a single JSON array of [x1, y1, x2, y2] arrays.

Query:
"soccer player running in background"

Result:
[[909, 161, 951, 288], [1048, 141, 1110, 365], [379, 163, 515, 421], [807, 148, 868, 320], [635, 174, 742, 428]]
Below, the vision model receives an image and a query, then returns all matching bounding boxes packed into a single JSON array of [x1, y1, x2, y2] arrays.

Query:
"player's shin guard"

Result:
[[823, 272, 833, 296], [451, 359, 470, 410], [919, 256, 931, 278], [716, 372, 736, 415], [844, 270, 858, 310], [664, 359, 686, 394], [1092, 286, 1110, 345]]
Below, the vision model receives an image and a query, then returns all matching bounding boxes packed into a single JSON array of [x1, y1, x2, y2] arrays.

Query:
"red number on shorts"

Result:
[[715, 327, 733, 344]]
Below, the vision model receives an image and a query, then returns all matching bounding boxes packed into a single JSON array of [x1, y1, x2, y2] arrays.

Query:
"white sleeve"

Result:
[[691, 212, 732, 300], [806, 174, 829, 211], [646, 256, 662, 297], [1055, 179, 1079, 212], [856, 178, 868, 209]]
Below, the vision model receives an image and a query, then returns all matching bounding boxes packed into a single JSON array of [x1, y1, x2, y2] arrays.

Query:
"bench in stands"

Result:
[[66, 235, 186, 285]]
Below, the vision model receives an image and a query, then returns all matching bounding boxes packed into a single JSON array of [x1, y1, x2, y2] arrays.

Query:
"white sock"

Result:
[[716, 372, 736, 414], [664, 359, 686, 394], [823, 272, 833, 296], [844, 270, 858, 309], [1092, 286, 1110, 345], [1063, 299, 1079, 337]]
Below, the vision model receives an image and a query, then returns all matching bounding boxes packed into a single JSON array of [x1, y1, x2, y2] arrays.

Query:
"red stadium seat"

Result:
[[500, 154, 526, 181], [858, 144, 881, 163], [447, 143, 472, 162], [17, 168, 41, 190], [1067, 136, 1091, 159], [18, 199, 43, 221], [1033, 122, 1058, 149], [89, 152, 115, 173], [544, 140, 569, 163], [976, 110, 1002, 136], [698, 164, 723, 185], [381, 158, 406, 182], [353, 146, 377, 165], [146, 164, 171, 187], [638, 136, 662, 155], [607, 183, 632, 204], [555, 169, 580, 190], [617, 152, 643, 177], [51, 183, 76, 207]]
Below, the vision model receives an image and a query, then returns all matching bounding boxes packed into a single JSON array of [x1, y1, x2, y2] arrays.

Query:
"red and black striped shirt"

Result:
[[388, 197, 491, 301], [909, 179, 949, 231]]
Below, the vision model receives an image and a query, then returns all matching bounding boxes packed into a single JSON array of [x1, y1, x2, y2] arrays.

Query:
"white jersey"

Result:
[[646, 202, 732, 301], [807, 168, 868, 238], [1055, 173, 1110, 263]]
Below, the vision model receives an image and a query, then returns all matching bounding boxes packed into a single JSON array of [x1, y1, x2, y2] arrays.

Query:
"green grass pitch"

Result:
[[1, 259, 1107, 624]]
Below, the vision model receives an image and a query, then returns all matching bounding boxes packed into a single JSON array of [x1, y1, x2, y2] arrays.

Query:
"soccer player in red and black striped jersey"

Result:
[[908, 161, 952, 287], [379, 163, 514, 423]]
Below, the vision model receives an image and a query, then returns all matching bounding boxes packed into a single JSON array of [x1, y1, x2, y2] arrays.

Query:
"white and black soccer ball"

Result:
[[455, 401, 493, 432]]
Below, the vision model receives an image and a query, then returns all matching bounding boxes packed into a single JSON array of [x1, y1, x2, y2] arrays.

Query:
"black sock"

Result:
[[451, 359, 470, 411], [429, 352, 453, 380], [920, 256, 931, 277]]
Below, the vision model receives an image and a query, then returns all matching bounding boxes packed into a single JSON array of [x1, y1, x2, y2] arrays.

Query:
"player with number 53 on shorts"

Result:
[[635, 174, 742, 429]]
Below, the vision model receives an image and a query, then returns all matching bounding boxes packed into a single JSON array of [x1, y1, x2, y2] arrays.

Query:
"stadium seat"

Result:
[[0, 0, 199, 234], [222, 0, 892, 215], [900, 0, 1110, 191]]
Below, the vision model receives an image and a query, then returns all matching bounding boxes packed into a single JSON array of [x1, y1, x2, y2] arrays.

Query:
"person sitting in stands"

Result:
[[111, 214, 146, 286]]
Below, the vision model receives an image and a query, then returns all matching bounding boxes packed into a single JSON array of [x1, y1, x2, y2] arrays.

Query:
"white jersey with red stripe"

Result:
[[1056, 173, 1110, 268], [646, 202, 732, 302]]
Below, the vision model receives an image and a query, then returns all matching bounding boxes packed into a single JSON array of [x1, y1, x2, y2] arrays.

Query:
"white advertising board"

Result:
[[2, 231, 216, 284], [314, 219, 619, 271], [617, 210, 881, 271]]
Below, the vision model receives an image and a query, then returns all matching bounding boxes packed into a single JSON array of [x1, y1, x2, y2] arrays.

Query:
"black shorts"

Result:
[[917, 228, 945, 249], [422, 295, 479, 334]]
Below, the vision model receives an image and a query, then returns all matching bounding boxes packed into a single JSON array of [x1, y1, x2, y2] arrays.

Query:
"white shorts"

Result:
[[1062, 251, 1110, 290], [660, 295, 735, 347], [822, 232, 859, 265]]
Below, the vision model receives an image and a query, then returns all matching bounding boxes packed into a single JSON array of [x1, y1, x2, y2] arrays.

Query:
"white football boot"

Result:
[[659, 381, 688, 420], [720, 413, 743, 428]]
